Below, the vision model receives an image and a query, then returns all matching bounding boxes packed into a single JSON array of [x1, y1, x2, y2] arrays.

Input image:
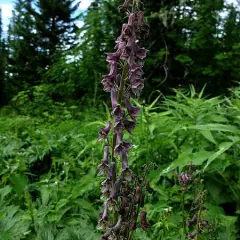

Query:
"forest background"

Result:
[[0, 0, 240, 239]]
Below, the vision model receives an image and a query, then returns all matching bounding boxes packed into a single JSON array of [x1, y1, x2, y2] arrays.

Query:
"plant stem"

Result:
[[182, 190, 187, 236]]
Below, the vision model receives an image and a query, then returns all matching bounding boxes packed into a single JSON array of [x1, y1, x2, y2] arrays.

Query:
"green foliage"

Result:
[[7, 0, 79, 98], [1, 86, 240, 239]]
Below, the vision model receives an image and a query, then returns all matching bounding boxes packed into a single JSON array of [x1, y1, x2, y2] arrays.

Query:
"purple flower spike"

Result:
[[125, 96, 140, 119], [99, 2, 149, 238], [98, 121, 112, 141]]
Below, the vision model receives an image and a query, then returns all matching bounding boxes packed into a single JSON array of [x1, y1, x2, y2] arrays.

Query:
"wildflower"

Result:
[[115, 132, 132, 156], [124, 96, 140, 119], [98, 121, 111, 141], [98, 0, 149, 238], [98, 146, 110, 176]]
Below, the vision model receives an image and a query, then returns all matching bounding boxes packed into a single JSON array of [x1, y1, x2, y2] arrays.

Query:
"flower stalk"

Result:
[[97, 1, 150, 239]]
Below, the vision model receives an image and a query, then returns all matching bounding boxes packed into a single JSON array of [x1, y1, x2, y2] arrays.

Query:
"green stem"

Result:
[[182, 190, 187, 236]]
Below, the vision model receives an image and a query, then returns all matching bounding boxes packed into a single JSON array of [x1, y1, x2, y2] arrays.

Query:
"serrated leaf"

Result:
[[200, 130, 217, 144], [204, 142, 234, 170]]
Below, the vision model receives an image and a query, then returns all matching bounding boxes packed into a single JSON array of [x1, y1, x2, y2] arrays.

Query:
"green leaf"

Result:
[[0, 186, 12, 201], [200, 130, 217, 144], [204, 142, 234, 170], [9, 174, 28, 196], [187, 124, 240, 134]]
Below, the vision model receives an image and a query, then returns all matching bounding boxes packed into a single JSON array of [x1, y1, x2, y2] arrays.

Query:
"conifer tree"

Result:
[[0, 8, 7, 105], [8, 0, 79, 95], [31, 0, 79, 66], [8, 0, 40, 93]]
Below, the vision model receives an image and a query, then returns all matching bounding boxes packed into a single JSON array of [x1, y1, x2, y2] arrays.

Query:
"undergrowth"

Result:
[[0, 86, 239, 239]]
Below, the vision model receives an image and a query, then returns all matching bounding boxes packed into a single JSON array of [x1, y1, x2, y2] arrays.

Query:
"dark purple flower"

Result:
[[102, 75, 116, 92], [136, 11, 144, 27], [121, 168, 133, 181], [102, 60, 118, 92], [101, 178, 112, 197], [128, 13, 136, 27], [97, 219, 108, 231], [121, 23, 133, 39], [108, 162, 116, 180], [123, 118, 136, 134], [106, 52, 120, 63], [120, 46, 131, 61], [98, 146, 110, 176], [135, 46, 147, 60], [121, 149, 128, 170], [101, 200, 108, 220], [101, 231, 111, 240], [188, 215, 197, 225], [118, 0, 130, 13], [112, 216, 122, 233], [115, 39, 126, 53], [136, 11, 150, 37], [109, 61, 118, 76], [120, 196, 128, 215], [115, 132, 132, 155], [124, 96, 140, 119], [179, 172, 191, 186], [98, 121, 112, 141], [188, 232, 197, 239], [135, 186, 142, 204], [200, 221, 208, 228], [131, 210, 137, 230], [113, 115, 125, 133], [126, 35, 136, 50], [141, 210, 150, 230], [110, 179, 121, 199], [111, 91, 122, 117]]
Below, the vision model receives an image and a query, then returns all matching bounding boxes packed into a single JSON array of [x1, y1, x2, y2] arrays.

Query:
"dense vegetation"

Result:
[[0, 0, 240, 239]]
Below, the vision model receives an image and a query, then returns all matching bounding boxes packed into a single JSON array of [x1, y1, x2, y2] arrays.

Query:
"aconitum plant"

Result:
[[97, 0, 150, 239]]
